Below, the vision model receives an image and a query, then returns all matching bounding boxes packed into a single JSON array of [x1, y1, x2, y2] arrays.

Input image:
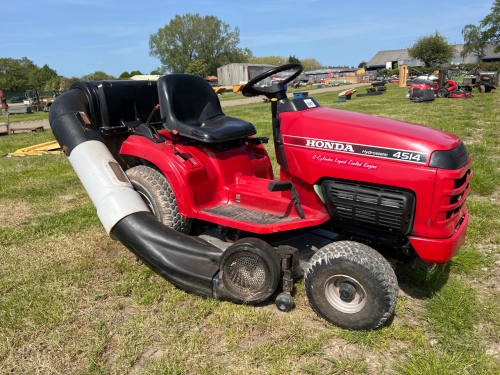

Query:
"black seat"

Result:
[[158, 74, 256, 143]]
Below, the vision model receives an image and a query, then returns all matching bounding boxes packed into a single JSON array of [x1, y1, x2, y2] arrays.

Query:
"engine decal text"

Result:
[[312, 155, 378, 170], [284, 135, 428, 164]]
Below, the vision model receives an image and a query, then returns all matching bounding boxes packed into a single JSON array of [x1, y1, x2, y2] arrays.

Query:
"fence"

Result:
[[1, 91, 66, 103]]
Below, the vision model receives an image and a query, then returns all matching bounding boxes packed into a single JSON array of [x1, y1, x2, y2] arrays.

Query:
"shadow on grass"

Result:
[[397, 260, 451, 299]]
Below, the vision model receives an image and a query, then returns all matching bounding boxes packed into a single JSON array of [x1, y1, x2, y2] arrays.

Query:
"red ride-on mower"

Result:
[[436, 69, 474, 99], [436, 79, 473, 99], [407, 71, 438, 103], [407, 79, 436, 102], [49, 64, 471, 331]]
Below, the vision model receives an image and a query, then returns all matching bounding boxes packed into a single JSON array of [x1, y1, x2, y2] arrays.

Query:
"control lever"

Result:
[[135, 104, 164, 143], [146, 104, 160, 127], [268, 181, 306, 219], [170, 129, 179, 155]]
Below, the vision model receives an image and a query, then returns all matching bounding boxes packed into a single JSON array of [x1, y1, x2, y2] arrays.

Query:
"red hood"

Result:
[[280, 107, 461, 157]]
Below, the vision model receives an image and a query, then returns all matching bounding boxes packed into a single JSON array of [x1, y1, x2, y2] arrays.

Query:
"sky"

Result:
[[2, 0, 495, 78]]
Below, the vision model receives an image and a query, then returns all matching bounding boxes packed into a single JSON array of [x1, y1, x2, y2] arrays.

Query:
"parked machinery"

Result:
[[49, 64, 471, 331]]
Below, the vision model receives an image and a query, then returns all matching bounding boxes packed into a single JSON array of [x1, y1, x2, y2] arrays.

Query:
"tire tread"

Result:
[[126, 165, 192, 234], [304, 241, 398, 330]]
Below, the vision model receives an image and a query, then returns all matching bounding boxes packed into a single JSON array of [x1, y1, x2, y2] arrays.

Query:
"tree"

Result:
[[288, 55, 300, 64], [185, 59, 210, 77], [300, 57, 322, 70], [407, 31, 455, 67], [130, 70, 142, 76], [0, 57, 57, 91], [150, 69, 161, 75], [358, 61, 367, 68], [481, 0, 500, 53], [249, 55, 287, 66], [81, 71, 115, 81], [119, 71, 131, 79], [461, 24, 487, 60], [149, 13, 252, 75], [29, 64, 57, 89]]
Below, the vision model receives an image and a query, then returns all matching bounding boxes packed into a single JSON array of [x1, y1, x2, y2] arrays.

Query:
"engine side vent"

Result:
[[321, 179, 416, 235]]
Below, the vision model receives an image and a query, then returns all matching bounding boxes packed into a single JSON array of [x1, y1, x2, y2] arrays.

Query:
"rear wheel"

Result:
[[125, 165, 192, 234], [304, 241, 398, 331], [437, 88, 448, 98]]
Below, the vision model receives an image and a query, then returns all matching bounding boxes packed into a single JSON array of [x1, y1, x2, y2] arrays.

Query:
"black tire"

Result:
[[125, 165, 192, 234], [366, 87, 376, 93], [304, 241, 398, 331], [478, 85, 485, 93], [275, 292, 294, 312], [437, 88, 448, 98], [485, 86, 491, 93]]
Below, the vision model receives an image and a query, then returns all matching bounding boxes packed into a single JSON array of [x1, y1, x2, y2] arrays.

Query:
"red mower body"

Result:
[[120, 105, 470, 264]]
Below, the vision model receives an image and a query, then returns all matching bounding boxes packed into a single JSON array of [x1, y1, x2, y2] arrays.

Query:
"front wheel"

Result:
[[304, 241, 398, 331], [478, 85, 486, 93], [125, 165, 192, 234]]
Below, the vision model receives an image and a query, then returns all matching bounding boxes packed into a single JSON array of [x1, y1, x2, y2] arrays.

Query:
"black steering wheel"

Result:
[[242, 63, 304, 99]]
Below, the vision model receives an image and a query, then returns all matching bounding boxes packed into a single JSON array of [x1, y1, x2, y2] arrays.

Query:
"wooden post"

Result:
[[399, 65, 408, 88], [6, 111, 10, 135]]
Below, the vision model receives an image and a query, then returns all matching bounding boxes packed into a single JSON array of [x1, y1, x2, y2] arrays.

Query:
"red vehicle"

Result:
[[436, 79, 473, 99], [407, 75, 438, 102], [49, 64, 471, 331]]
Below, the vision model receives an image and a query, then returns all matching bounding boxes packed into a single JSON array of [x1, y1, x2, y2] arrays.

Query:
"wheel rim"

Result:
[[137, 191, 157, 218], [324, 275, 367, 314]]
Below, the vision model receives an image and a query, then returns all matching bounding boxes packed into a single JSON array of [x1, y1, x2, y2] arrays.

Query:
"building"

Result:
[[217, 63, 277, 86], [130, 75, 161, 81], [366, 43, 500, 73]]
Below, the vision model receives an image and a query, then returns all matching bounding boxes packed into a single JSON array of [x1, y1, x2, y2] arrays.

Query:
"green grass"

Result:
[[1, 87, 500, 373], [2, 110, 49, 123]]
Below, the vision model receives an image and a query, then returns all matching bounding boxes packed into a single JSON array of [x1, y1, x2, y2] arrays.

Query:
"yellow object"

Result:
[[271, 98, 277, 101], [233, 85, 244, 93], [399, 65, 408, 88], [213, 87, 225, 95], [4, 140, 62, 158]]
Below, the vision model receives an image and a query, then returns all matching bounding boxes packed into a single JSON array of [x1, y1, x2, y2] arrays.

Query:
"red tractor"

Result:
[[49, 64, 471, 331]]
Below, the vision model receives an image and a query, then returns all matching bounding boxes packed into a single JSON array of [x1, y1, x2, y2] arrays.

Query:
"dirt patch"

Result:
[[129, 349, 165, 374], [463, 128, 484, 145], [0, 199, 33, 228]]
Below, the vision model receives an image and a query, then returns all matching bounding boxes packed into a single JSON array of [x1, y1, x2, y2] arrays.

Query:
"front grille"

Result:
[[444, 170, 471, 221], [322, 180, 415, 235]]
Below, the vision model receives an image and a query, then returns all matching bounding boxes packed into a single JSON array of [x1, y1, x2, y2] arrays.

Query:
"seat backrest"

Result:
[[158, 74, 224, 131]]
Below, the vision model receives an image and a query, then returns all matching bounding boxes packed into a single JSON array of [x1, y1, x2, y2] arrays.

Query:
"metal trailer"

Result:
[[217, 63, 276, 86]]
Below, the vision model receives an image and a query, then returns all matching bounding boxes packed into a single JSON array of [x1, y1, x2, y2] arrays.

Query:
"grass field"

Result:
[[1, 111, 49, 124], [1, 84, 499, 374]]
